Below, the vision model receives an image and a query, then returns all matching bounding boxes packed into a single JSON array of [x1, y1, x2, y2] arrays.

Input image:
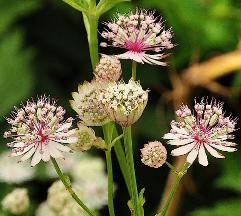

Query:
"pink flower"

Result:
[[163, 99, 237, 166], [100, 8, 173, 65], [4, 96, 77, 166]]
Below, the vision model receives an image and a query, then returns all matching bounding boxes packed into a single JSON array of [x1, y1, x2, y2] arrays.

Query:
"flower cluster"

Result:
[[141, 141, 167, 168], [94, 54, 122, 82], [99, 79, 148, 127], [70, 80, 110, 126], [1, 188, 30, 215], [100, 8, 173, 65], [163, 99, 237, 166], [4, 96, 77, 166]]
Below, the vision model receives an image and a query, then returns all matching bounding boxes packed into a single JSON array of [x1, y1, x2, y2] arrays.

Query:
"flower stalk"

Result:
[[103, 122, 115, 216], [123, 126, 140, 216], [156, 162, 190, 216], [132, 61, 137, 80], [51, 158, 95, 216]]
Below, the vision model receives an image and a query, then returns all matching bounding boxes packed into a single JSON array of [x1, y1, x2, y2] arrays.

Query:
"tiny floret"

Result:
[[94, 54, 122, 82], [1, 188, 30, 215], [99, 79, 148, 127], [163, 98, 238, 166], [100, 8, 173, 65], [4, 96, 77, 166], [141, 141, 167, 168], [70, 80, 110, 126]]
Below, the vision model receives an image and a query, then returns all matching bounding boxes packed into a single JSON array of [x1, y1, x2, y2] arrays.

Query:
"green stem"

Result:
[[113, 127, 132, 196], [157, 162, 190, 216], [83, 12, 99, 68], [132, 61, 137, 80], [165, 161, 178, 174], [105, 150, 115, 216], [103, 122, 115, 216], [123, 126, 140, 216], [51, 158, 95, 216]]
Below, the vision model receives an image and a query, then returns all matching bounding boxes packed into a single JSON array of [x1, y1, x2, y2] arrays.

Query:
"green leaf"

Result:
[[188, 199, 241, 216], [0, 0, 40, 35], [0, 30, 34, 117], [215, 152, 241, 193], [97, 0, 131, 16], [62, 0, 88, 12]]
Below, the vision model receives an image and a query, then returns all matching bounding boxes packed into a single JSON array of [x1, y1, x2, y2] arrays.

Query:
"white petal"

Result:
[[31, 146, 42, 166], [198, 145, 208, 166], [205, 144, 224, 159], [171, 125, 189, 135], [20, 146, 36, 162], [209, 143, 237, 152], [11, 145, 34, 156], [171, 142, 195, 156], [13, 142, 25, 148], [186, 148, 199, 164], [57, 122, 72, 132], [163, 133, 176, 140], [47, 143, 64, 159], [41, 145, 50, 162], [51, 141, 71, 152], [168, 138, 194, 146], [53, 136, 78, 144]]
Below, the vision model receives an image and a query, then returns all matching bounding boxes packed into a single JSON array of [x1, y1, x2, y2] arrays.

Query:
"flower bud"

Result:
[[94, 55, 122, 82], [99, 79, 148, 127], [70, 123, 96, 152], [140, 141, 167, 168], [1, 188, 30, 215]]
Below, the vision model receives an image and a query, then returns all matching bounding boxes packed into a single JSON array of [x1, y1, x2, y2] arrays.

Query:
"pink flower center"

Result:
[[193, 125, 209, 144], [124, 40, 145, 52], [37, 127, 48, 143]]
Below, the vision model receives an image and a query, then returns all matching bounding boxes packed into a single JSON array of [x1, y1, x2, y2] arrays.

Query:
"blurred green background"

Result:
[[0, 0, 241, 215]]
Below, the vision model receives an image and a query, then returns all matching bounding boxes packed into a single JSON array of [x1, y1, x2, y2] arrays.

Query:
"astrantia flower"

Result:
[[141, 141, 167, 168], [100, 8, 173, 65], [94, 54, 122, 82], [99, 79, 148, 127], [4, 96, 77, 166], [70, 80, 110, 126], [163, 99, 237, 166]]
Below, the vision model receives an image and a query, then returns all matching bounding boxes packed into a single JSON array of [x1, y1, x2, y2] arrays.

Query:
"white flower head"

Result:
[[99, 79, 148, 127], [36, 202, 55, 216], [71, 155, 109, 209], [100, 8, 174, 65], [163, 98, 238, 166], [141, 141, 167, 168], [70, 80, 110, 126], [1, 188, 30, 215], [94, 54, 122, 82], [0, 151, 35, 184], [4, 96, 77, 167]]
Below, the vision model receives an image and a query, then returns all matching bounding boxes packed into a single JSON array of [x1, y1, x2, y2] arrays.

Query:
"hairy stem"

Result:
[[51, 158, 95, 216]]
